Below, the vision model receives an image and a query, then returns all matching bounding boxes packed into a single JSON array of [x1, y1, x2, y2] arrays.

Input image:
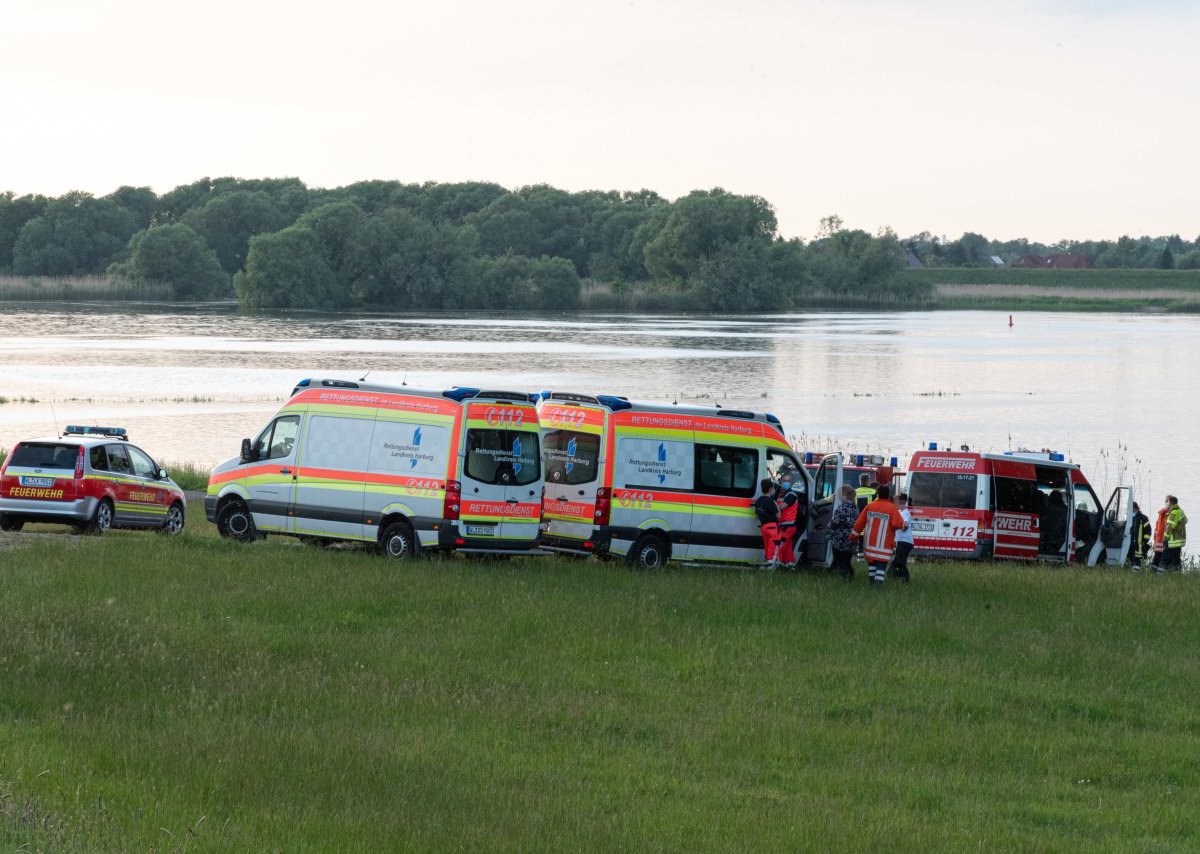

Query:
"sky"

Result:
[[2, 0, 1197, 243]]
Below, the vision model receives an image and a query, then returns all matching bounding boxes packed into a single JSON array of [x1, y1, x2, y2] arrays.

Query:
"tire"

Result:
[[216, 500, 256, 542], [0, 514, 23, 532], [380, 520, 416, 559], [159, 502, 185, 536], [87, 499, 114, 536], [627, 534, 669, 570]]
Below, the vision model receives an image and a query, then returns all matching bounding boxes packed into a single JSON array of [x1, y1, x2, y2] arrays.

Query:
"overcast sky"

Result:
[[3, 0, 1197, 242]]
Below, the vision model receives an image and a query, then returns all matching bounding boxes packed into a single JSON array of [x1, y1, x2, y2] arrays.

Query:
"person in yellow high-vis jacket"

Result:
[[1161, 495, 1187, 572]]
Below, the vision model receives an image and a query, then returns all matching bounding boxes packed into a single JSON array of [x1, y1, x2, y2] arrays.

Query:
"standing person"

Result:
[[753, 478, 781, 570], [1150, 500, 1169, 571], [829, 484, 858, 581], [851, 484, 908, 588], [1162, 495, 1187, 572], [1128, 501, 1151, 572], [889, 491, 914, 583], [854, 474, 875, 556], [775, 469, 801, 570]]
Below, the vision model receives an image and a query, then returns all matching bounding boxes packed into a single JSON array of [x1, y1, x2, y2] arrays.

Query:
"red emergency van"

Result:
[[802, 452, 902, 490], [905, 447, 1134, 565]]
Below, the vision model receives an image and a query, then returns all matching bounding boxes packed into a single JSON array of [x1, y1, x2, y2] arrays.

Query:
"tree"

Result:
[[640, 188, 777, 284], [181, 190, 292, 274], [12, 192, 138, 275], [1157, 246, 1175, 269], [105, 186, 158, 231], [1175, 250, 1200, 270], [234, 226, 342, 309], [109, 224, 229, 298], [527, 256, 581, 309], [691, 237, 786, 310], [0, 193, 48, 272]]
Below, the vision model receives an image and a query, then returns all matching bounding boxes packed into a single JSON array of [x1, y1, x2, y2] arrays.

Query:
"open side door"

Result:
[[1088, 485, 1135, 567], [805, 453, 844, 565]]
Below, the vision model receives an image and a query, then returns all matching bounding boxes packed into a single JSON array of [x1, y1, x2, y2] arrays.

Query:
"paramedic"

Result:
[[889, 491, 914, 583], [753, 479, 781, 569], [1162, 495, 1187, 572], [851, 484, 908, 588], [1128, 502, 1151, 571], [775, 471, 801, 570], [829, 484, 858, 581], [1151, 501, 1168, 570]]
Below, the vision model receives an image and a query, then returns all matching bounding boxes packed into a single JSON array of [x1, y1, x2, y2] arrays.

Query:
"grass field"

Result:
[[2, 524, 1199, 851]]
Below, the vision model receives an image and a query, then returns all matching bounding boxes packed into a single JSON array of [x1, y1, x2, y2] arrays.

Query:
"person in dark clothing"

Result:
[[829, 484, 858, 581], [1129, 501, 1151, 571], [1040, 489, 1067, 555], [753, 478, 780, 569]]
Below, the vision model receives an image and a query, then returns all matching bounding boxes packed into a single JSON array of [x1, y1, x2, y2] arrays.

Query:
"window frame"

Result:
[[694, 442, 759, 498]]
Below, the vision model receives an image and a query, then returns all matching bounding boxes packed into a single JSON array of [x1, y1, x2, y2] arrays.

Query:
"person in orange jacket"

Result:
[[1150, 501, 1169, 571], [850, 484, 908, 588]]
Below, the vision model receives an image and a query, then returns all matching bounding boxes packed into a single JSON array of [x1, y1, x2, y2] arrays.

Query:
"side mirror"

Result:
[[240, 438, 255, 463], [158, 467, 169, 480]]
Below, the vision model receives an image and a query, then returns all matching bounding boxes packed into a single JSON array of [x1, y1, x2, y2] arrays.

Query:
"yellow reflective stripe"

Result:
[[691, 503, 752, 517], [616, 426, 692, 441], [291, 527, 374, 541], [85, 475, 152, 486], [464, 418, 540, 431], [692, 430, 762, 448]]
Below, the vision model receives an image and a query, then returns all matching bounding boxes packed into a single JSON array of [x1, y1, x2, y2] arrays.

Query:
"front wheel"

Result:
[[159, 502, 185, 536], [627, 534, 669, 570], [87, 499, 114, 535], [380, 521, 416, 559], [216, 501, 256, 542]]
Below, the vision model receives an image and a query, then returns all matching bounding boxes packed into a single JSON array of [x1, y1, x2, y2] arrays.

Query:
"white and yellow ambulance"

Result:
[[538, 392, 846, 568], [205, 379, 544, 557]]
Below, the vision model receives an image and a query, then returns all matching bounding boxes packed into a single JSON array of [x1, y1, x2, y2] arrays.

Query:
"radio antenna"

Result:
[[358, 370, 371, 382], [50, 402, 60, 437], [401, 374, 408, 387]]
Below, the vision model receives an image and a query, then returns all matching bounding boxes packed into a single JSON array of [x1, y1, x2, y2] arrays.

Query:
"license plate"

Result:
[[911, 520, 937, 533], [19, 476, 55, 487], [465, 525, 495, 536]]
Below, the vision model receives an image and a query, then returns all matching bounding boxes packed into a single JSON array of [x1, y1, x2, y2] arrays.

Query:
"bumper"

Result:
[[204, 494, 218, 523], [540, 529, 610, 556], [437, 523, 543, 554], [0, 496, 98, 525]]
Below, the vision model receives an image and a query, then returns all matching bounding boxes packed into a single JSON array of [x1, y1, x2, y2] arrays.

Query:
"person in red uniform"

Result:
[[774, 468, 801, 570], [850, 484, 908, 588], [752, 478, 781, 569]]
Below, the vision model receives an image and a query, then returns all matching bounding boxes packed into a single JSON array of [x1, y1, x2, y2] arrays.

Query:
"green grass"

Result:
[[912, 267, 1200, 290], [2, 526, 1199, 850], [163, 461, 210, 491]]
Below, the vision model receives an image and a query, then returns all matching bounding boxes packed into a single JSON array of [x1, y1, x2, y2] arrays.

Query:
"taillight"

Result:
[[594, 487, 611, 527], [0, 446, 13, 474], [75, 446, 85, 479], [443, 480, 461, 521]]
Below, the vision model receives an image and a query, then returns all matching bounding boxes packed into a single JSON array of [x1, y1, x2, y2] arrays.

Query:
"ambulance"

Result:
[[905, 445, 1135, 565], [537, 392, 847, 568], [205, 379, 544, 557]]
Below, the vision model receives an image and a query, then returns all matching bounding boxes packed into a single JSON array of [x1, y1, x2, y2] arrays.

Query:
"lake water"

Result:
[[1, 304, 1196, 512]]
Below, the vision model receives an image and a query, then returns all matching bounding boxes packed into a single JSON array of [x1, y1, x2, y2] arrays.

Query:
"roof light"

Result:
[[890, 457, 898, 467], [928, 442, 938, 451], [442, 387, 481, 402], [595, 395, 632, 411], [64, 425, 127, 438], [1050, 452, 1065, 462], [804, 452, 814, 464], [296, 378, 311, 388]]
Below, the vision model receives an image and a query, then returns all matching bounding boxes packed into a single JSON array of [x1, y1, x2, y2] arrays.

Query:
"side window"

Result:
[[694, 443, 758, 498], [993, 477, 1039, 513], [89, 446, 109, 471], [543, 430, 601, 485], [255, 416, 301, 461], [304, 415, 373, 472], [127, 446, 158, 479], [465, 429, 540, 486], [768, 449, 806, 497], [105, 444, 132, 475], [814, 457, 838, 500]]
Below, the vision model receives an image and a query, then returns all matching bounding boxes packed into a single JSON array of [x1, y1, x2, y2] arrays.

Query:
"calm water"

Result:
[[1, 305, 1196, 511]]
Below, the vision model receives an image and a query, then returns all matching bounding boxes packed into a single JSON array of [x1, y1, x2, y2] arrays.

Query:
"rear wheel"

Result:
[[159, 502, 185, 536], [380, 520, 416, 559], [0, 514, 23, 532], [216, 500, 256, 542], [87, 499, 114, 535], [627, 534, 669, 570]]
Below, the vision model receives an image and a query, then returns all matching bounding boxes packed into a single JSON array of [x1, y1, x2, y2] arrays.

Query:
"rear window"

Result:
[[465, 429, 540, 486], [9, 442, 80, 470], [543, 430, 600, 485], [908, 472, 978, 510]]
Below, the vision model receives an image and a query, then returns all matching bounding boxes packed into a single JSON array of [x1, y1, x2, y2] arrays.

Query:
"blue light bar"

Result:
[[1050, 452, 1065, 461], [296, 378, 311, 388], [595, 394, 632, 411], [890, 456, 898, 466], [928, 442, 938, 451], [804, 452, 815, 464], [65, 425, 126, 437], [442, 387, 481, 402]]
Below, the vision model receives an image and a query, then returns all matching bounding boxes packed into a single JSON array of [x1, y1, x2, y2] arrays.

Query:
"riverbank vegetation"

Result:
[[2, 526, 1198, 849], [3, 183, 1199, 313]]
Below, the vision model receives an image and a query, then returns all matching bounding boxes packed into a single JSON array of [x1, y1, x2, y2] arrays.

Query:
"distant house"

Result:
[[1009, 253, 1095, 270], [905, 249, 924, 269], [1046, 253, 1095, 269], [987, 255, 1005, 267]]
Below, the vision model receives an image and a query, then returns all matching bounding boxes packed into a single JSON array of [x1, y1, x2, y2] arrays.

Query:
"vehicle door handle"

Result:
[[506, 498, 519, 504], [578, 490, 585, 496], [280, 468, 292, 474]]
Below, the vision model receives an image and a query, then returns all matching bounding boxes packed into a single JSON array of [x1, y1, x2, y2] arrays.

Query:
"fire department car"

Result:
[[0, 425, 187, 535], [205, 379, 544, 557], [905, 445, 1134, 565], [537, 392, 846, 568], [802, 452, 903, 490]]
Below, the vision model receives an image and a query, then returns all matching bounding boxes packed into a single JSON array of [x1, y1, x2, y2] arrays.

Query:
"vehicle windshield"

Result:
[[543, 429, 600, 485], [907, 472, 978, 509], [9, 442, 80, 470], [465, 429, 540, 486]]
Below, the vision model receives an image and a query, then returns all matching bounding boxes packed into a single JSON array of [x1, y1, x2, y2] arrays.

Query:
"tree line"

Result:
[[2, 179, 1196, 312]]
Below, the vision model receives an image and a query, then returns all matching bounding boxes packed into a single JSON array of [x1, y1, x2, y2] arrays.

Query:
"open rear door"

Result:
[[1088, 486, 1135, 566], [805, 453, 844, 565]]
